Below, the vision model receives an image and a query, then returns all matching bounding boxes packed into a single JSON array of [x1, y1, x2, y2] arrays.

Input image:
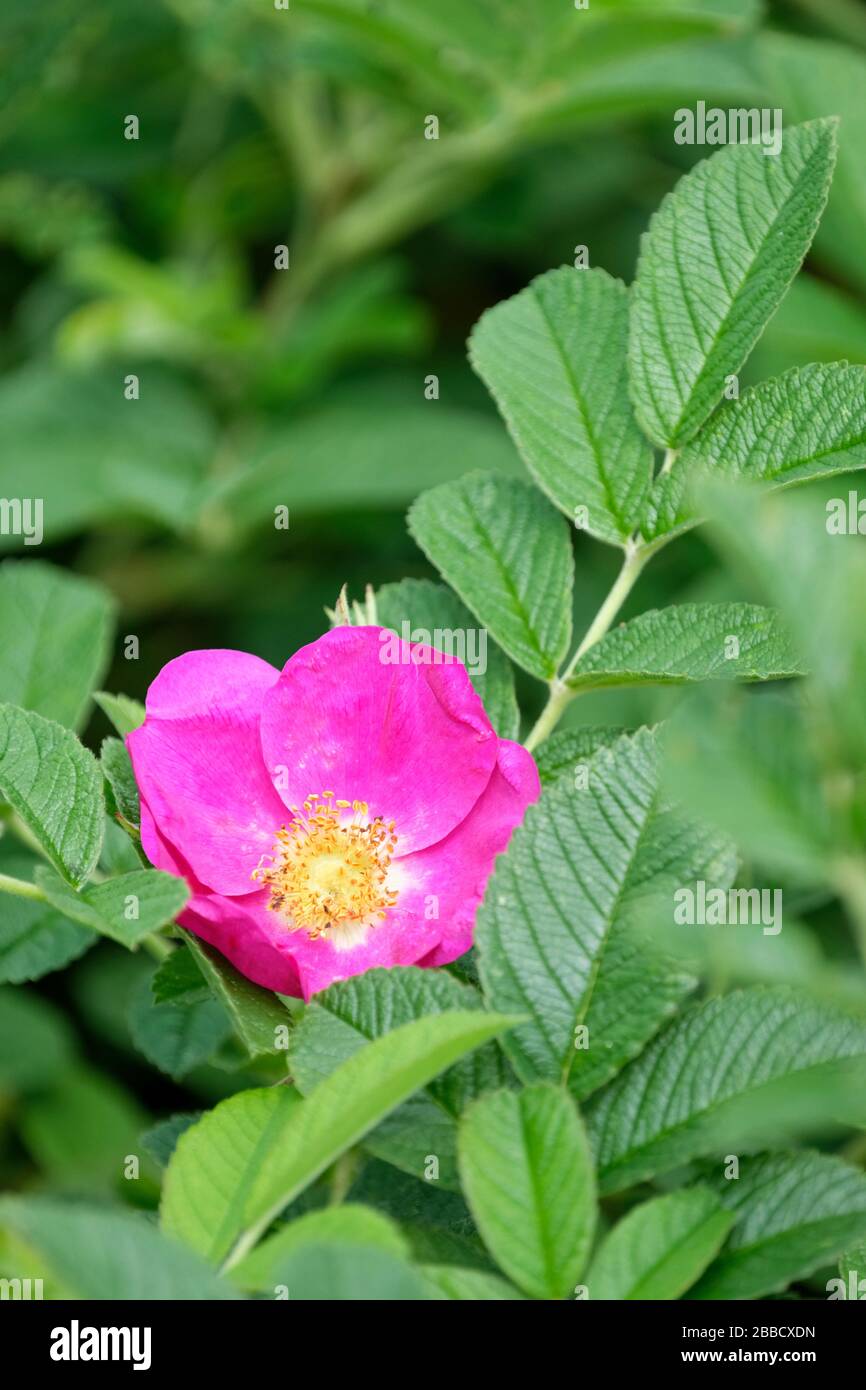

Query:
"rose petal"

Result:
[[259, 626, 498, 856], [128, 649, 287, 896]]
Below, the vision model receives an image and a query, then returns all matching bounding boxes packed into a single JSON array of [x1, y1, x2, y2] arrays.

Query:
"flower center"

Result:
[[254, 791, 398, 941]]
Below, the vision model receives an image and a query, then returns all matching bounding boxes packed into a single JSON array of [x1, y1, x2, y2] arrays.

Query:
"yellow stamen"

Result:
[[253, 792, 398, 942]]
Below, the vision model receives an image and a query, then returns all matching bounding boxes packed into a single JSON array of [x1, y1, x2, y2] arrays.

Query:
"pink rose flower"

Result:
[[127, 627, 539, 999]]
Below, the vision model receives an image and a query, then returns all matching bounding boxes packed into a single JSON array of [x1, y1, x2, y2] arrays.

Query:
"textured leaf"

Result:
[[231, 1205, 408, 1292], [477, 729, 729, 1099], [458, 1083, 596, 1300], [586, 1187, 732, 1300], [533, 726, 630, 787], [0, 561, 113, 729], [290, 966, 511, 1187], [376, 578, 519, 739], [162, 1010, 516, 1264], [408, 471, 573, 680], [644, 363, 866, 542], [0, 705, 103, 886], [566, 603, 802, 690], [101, 736, 140, 826], [629, 118, 837, 447], [692, 1151, 866, 1300], [0, 1197, 239, 1300], [93, 690, 145, 737], [37, 866, 188, 948], [0, 897, 93, 984], [470, 266, 652, 545], [140, 1113, 200, 1170], [587, 988, 866, 1194]]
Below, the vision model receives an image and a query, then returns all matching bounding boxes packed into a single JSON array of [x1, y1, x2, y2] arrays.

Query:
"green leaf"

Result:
[[409, 471, 573, 680], [0, 561, 114, 729], [151, 946, 210, 1005], [0, 1197, 240, 1300], [0, 364, 215, 547], [458, 1083, 596, 1300], [268, 1241, 429, 1300], [566, 603, 802, 690], [19, 1064, 151, 1195], [0, 848, 94, 982], [201, 400, 521, 540], [629, 118, 838, 447], [376, 578, 519, 740], [421, 1264, 526, 1300], [289, 966, 511, 1188], [692, 1151, 866, 1300], [839, 1240, 866, 1297], [140, 1113, 200, 1170], [94, 690, 145, 737], [182, 930, 292, 1059], [129, 971, 231, 1079], [0, 705, 103, 886], [101, 736, 140, 827], [644, 364, 866, 542], [477, 728, 729, 1099], [586, 1187, 732, 1300], [664, 687, 832, 882], [230, 1204, 409, 1292], [470, 266, 652, 546], [0, 985, 74, 1092], [36, 866, 189, 948], [533, 726, 631, 787], [161, 1009, 517, 1265], [586, 987, 866, 1194]]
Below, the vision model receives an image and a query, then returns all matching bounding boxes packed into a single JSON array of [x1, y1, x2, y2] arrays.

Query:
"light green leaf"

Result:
[[230, 1204, 409, 1292], [94, 690, 145, 737], [458, 1083, 596, 1300], [587, 987, 866, 1194], [376, 578, 519, 739], [408, 471, 573, 680], [0, 1197, 240, 1300], [162, 1009, 517, 1265], [644, 364, 866, 542], [289, 966, 511, 1188], [0, 561, 114, 729], [269, 1241, 429, 1300], [182, 930, 291, 1060], [586, 1187, 732, 1300], [470, 266, 652, 546], [629, 118, 838, 447], [477, 728, 729, 1098], [692, 1151, 866, 1300], [36, 866, 188, 948], [839, 1240, 866, 1298], [566, 602, 802, 690], [0, 705, 103, 886], [421, 1264, 526, 1300]]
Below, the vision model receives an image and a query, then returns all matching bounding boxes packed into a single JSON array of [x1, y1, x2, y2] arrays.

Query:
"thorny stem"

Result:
[[524, 540, 652, 754]]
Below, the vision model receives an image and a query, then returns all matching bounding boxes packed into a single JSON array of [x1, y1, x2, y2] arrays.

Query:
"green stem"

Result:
[[524, 541, 650, 753], [0, 871, 46, 903]]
